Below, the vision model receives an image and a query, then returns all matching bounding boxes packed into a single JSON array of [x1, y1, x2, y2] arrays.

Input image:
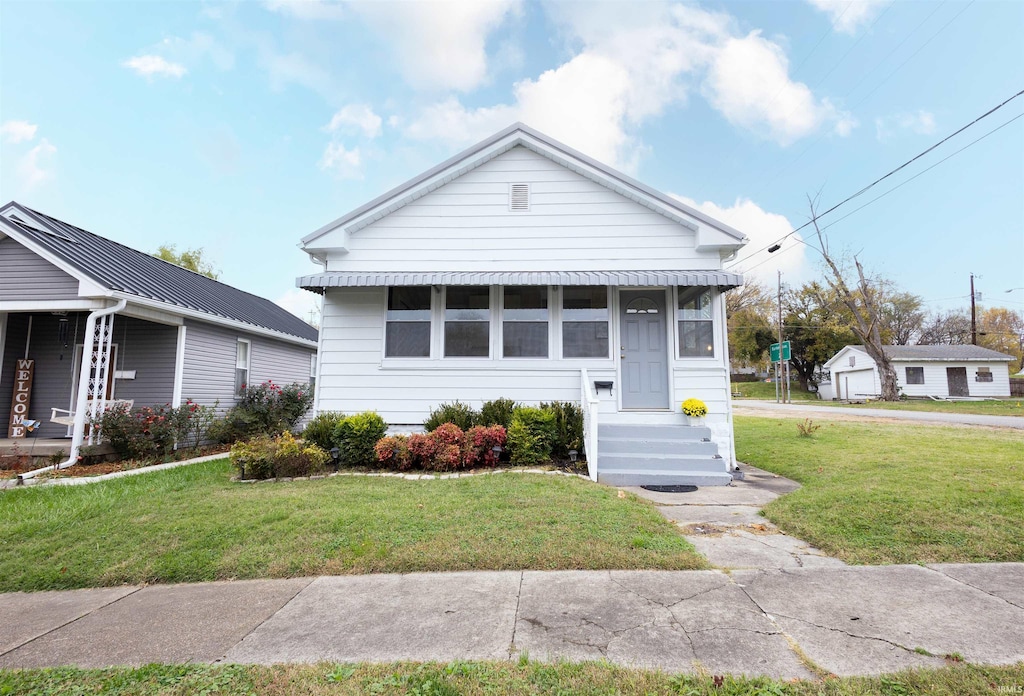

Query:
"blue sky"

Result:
[[2, 0, 1022, 322]]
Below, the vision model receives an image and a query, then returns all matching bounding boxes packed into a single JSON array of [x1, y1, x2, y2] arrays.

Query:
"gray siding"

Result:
[[0, 312, 85, 439], [111, 316, 177, 407], [181, 319, 314, 412], [0, 237, 80, 300]]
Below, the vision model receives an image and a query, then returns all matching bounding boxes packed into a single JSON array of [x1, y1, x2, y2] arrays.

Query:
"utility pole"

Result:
[[970, 273, 977, 345], [777, 270, 784, 404]]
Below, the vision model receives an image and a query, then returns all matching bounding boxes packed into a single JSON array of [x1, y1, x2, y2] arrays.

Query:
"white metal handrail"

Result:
[[580, 368, 599, 482]]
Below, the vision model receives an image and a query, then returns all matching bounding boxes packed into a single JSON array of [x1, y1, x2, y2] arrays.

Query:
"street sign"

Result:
[[770, 341, 791, 362]]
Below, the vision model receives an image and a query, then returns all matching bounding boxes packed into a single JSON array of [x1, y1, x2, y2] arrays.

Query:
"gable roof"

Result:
[[300, 122, 749, 251], [827, 344, 1013, 369], [0, 202, 318, 344]]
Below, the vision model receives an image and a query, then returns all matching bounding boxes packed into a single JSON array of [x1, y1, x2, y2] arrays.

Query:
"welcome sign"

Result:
[[7, 359, 34, 438]]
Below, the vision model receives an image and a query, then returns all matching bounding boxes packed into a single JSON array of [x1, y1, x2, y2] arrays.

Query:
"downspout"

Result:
[[18, 299, 127, 482], [308, 253, 326, 414]]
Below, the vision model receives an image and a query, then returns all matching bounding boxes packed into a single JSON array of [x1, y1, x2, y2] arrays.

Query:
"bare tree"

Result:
[[807, 197, 900, 401], [919, 309, 971, 345]]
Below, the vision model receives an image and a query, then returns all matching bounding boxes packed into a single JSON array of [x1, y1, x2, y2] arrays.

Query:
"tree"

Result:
[[153, 244, 220, 279], [807, 197, 900, 400], [784, 282, 857, 391], [878, 288, 925, 345], [978, 307, 1024, 372], [726, 281, 775, 368], [918, 309, 971, 345]]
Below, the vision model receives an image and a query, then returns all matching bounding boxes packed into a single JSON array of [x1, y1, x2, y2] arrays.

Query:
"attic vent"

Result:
[[848, 356, 856, 367], [509, 183, 530, 212]]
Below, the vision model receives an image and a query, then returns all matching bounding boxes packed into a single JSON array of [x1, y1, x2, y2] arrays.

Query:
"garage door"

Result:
[[838, 369, 877, 400]]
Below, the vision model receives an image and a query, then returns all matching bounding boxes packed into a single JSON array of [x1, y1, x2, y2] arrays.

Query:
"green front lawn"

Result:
[[735, 416, 1024, 564], [838, 398, 1024, 417], [0, 461, 706, 593], [3, 660, 1022, 695], [731, 381, 819, 401]]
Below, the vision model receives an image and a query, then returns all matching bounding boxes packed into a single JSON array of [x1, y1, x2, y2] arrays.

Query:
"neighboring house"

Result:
[[0, 202, 318, 466], [297, 124, 748, 486], [823, 344, 1014, 399]]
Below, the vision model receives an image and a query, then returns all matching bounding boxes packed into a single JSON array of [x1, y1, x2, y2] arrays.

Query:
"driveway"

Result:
[[733, 399, 1024, 429]]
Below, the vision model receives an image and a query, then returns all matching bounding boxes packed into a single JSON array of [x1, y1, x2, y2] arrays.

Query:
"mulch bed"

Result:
[[2, 444, 230, 480]]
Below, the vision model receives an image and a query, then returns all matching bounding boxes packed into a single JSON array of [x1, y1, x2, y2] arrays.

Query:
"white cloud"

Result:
[[263, 50, 333, 96], [875, 110, 937, 141], [159, 32, 235, 71], [264, 0, 347, 21], [404, 3, 855, 170], [1, 120, 38, 144], [806, 0, 888, 35], [275, 287, 322, 322], [319, 142, 363, 179], [348, 0, 520, 92], [325, 104, 383, 138], [122, 54, 187, 79], [672, 195, 809, 284], [18, 138, 57, 189]]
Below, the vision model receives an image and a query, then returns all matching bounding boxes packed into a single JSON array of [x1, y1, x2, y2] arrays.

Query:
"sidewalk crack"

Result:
[[507, 571, 524, 660], [924, 567, 1024, 611], [213, 577, 315, 664]]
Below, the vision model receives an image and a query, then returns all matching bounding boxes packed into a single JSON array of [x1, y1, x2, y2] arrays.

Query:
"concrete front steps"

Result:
[[596, 423, 732, 487]]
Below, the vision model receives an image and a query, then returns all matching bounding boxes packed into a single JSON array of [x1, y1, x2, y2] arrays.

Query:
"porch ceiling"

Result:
[[297, 270, 745, 292]]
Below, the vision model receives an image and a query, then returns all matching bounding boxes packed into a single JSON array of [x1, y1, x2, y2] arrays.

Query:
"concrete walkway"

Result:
[[1, 565, 1022, 678], [734, 399, 1024, 429], [626, 465, 845, 570]]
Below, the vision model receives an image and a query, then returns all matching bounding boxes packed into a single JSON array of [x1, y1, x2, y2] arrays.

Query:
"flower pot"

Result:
[[686, 416, 704, 426]]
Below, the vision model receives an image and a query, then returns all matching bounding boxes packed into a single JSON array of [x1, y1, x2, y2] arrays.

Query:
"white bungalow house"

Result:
[[822, 344, 1014, 400], [297, 124, 748, 486]]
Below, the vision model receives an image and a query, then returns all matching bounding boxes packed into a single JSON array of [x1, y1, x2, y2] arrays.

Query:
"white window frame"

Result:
[[500, 285, 551, 359], [235, 338, 251, 397], [560, 285, 611, 360], [675, 286, 716, 359], [442, 285, 492, 359], [384, 286, 433, 359]]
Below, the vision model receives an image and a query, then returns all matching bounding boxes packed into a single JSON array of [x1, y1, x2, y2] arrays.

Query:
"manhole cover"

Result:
[[640, 485, 698, 493]]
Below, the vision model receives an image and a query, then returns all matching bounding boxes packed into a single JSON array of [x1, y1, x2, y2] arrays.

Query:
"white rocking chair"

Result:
[[50, 399, 135, 427]]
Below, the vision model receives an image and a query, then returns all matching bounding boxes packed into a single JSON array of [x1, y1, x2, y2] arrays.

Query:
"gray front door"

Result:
[[620, 290, 669, 409], [946, 367, 969, 397]]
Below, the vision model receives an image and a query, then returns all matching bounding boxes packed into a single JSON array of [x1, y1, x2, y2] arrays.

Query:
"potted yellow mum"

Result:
[[681, 398, 708, 426]]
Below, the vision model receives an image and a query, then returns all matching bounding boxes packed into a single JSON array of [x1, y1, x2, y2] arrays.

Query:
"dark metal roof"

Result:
[[1, 202, 318, 344], [849, 344, 1014, 361]]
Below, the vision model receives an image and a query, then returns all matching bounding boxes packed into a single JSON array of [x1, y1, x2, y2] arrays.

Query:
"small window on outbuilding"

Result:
[[976, 367, 993, 382], [235, 339, 251, 397], [905, 366, 924, 385]]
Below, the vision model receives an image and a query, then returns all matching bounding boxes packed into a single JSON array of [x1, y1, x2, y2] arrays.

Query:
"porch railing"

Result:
[[580, 369, 599, 482]]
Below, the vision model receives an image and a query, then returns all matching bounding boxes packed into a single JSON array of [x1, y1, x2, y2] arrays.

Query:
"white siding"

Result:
[[326, 147, 720, 273], [316, 286, 735, 463], [832, 355, 1013, 398]]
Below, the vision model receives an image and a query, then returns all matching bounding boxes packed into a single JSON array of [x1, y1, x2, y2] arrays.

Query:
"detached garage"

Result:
[[823, 345, 1014, 400]]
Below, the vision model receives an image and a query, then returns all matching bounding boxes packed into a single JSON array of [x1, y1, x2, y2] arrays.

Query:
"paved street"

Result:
[[734, 399, 1024, 429]]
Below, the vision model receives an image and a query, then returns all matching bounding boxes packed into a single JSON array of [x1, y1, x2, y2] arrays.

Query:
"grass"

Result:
[[2, 660, 1022, 695], [731, 381, 819, 401], [735, 416, 1024, 564], [837, 398, 1024, 417], [0, 460, 706, 593]]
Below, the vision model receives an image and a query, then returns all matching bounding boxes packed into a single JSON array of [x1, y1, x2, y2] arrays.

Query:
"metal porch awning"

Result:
[[297, 270, 745, 293]]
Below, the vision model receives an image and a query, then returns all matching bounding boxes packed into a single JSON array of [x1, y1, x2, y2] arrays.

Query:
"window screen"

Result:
[[386, 287, 432, 357], [678, 287, 714, 357], [444, 286, 490, 357], [503, 286, 548, 357], [562, 286, 609, 358], [905, 366, 924, 385], [976, 367, 993, 383]]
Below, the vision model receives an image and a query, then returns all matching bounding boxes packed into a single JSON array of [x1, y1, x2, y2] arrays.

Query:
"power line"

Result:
[[726, 89, 1024, 271]]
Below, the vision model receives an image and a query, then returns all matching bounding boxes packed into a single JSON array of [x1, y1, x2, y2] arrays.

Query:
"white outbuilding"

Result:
[[823, 345, 1014, 400]]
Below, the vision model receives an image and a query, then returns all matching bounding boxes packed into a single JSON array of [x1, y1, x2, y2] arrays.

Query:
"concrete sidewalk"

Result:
[[734, 399, 1024, 429], [2, 564, 1022, 678]]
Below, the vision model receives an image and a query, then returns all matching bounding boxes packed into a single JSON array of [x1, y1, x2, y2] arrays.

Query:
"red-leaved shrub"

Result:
[[374, 435, 413, 470], [375, 423, 507, 471], [464, 425, 507, 467]]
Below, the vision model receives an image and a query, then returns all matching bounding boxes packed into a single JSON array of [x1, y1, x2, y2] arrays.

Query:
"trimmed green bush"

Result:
[[507, 406, 557, 466], [479, 398, 517, 429], [334, 411, 388, 468], [424, 401, 478, 431], [302, 411, 345, 451], [541, 401, 584, 459], [230, 431, 329, 480]]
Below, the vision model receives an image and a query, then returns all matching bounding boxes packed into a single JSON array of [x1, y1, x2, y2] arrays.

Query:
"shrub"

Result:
[[424, 401, 478, 431], [796, 418, 821, 438], [218, 381, 315, 442], [334, 411, 388, 468], [97, 403, 180, 461], [507, 406, 557, 466], [408, 432, 438, 465], [463, 425, 507, 468], [230, 431, 329, 480], [479, 398, 517, 429], [540, 401, 583, 459], [302, 411, 345, 451], [176, 399, 218, 450], [374, 435, 413, 470]]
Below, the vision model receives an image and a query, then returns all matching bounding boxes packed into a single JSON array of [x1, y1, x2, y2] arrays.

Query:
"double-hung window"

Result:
[[235, 339, 250, 396], [503, 286, 548, 357], [386, 287, 432, 358], [444, 286, 490, 357], [678, 287, 714, 357], [562, 286, 609, 358], [905, 366, 924, 385]]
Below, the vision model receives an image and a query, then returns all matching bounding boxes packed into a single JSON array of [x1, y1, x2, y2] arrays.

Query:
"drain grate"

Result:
[[640, 485, 698, 493]]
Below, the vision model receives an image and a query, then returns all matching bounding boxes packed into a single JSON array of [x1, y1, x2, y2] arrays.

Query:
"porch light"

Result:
[[568, 449, 578, 462]]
